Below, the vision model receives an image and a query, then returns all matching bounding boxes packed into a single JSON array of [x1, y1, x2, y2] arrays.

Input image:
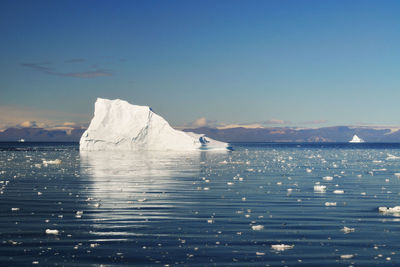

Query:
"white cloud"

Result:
[[0, 105, 89, 131]]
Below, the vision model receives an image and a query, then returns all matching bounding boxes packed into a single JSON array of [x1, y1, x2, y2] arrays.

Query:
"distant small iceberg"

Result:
[[349, 135, 364, 143]]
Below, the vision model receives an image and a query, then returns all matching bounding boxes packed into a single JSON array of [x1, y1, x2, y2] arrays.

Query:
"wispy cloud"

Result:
[[260, 119, 291, 125], [47, 69, 112, 78], [300, 120, 328, 125], [20, 62, 52, 71], [21, 60, 112, 78]]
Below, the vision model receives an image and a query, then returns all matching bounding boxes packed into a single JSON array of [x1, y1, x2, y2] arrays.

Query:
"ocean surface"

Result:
[[2, 142, 400, 266]]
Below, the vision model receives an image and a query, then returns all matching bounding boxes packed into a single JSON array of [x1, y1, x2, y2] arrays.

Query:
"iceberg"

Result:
[[80, 98, 230, 151], [349, 134, 364, 143]]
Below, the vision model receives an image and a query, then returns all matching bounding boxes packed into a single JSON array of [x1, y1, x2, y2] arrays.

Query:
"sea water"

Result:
[[2, 142, 400, 266]]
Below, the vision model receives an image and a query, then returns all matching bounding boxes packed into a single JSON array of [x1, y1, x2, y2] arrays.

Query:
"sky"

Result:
[[1, 0, 400, 130]]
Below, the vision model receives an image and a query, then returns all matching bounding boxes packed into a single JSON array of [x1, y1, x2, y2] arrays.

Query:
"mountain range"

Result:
[[2, 125, 400, 143]]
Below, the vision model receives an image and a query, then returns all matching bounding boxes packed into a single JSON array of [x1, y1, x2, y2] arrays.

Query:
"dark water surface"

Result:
[[2, 142, 400, 266]]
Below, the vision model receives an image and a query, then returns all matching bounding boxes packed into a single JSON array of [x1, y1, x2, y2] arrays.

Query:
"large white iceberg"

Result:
[[80, 98, 230, 151], [349, 134, 365, 143]]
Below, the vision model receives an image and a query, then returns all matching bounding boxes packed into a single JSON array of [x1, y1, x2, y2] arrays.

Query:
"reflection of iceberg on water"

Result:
[[80, 98, 230, 151], [79, 150, 227, 225], [349, 135, 365, 143], [79, 150, 210, 239], [80, 150, 227, 204]]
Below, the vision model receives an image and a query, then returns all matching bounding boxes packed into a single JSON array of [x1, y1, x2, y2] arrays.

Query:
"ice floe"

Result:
[[325, 202, 337, 206], [45, 229, 59, 235], [386, 153, 400, 160], [340, 254, 354, 259], [42, 159, 61, 165], [251, 225, 264, 231], [341, 226, 355, 234], [271, 244, 294, 251], [314, 185, 326, 193], [333, 190, 344, 194], [379, 206, 400, 214]]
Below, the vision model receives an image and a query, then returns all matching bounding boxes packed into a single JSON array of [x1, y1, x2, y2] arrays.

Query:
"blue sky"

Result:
[[1, 0, 400, 129]]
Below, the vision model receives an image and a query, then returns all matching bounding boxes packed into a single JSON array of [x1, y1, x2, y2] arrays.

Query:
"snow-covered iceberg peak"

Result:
[[349, 134, 365, 143], [80, 98, 229, 151]]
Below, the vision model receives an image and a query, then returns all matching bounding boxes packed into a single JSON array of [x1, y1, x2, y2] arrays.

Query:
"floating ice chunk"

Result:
[[42, 159, 61, 165], [394, 173, 400, 178], [306, 168, 312, 173], [314, 185, 326, 193], [11, 208, 20, 211], [333, 190, 344, 194], [80, 98, 229, 151], [349, 134, 364, 143], [379, 206, 400, 214], [251, 225, 264, 231], [207, 219, 214, 224], [271, 244, 294, 251], [323, 176, 333, 181], [325, 202, 337, 206], [340, 254, 354, 259], [256, 252, 265, 256], [45, 229, 59, 235], [341, 226, 355, 234], [386, 154, 400, 160]]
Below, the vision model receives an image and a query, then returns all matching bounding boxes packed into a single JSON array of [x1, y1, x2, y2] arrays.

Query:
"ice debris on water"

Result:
[[323, 176, 333, 181], [325, 202, 337, 206], [42, 159, 61, 165], [271, 244, 294, 251], [341, 226, 355, 234], [386, 153, 400, 160], [333, 190, 344, 194], [314, 185, 326, 193], [379, 206, 400, 214], [251, 225, 264, 231], [340, 254, 354, 259], [11, 208, 20, 211], [45, 229, 59, 235]]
